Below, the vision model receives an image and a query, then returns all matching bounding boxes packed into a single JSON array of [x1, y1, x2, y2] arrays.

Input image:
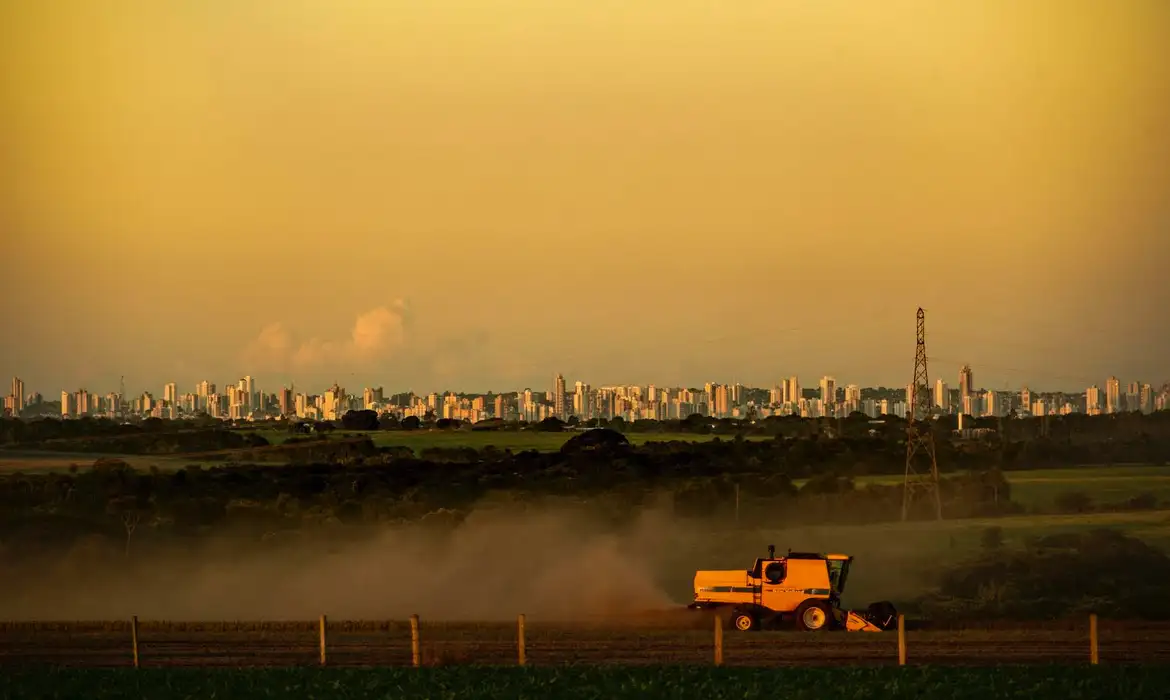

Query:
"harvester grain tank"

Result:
[[687, 545, 897, 632]]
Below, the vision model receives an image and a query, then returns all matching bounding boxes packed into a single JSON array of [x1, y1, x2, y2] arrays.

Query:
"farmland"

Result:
[[4, 666, 1170, 700], [251, 428, 775, 453], [3, 618, 1170, 668]]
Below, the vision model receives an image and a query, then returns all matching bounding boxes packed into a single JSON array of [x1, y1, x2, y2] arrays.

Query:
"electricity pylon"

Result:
[[902, 307, 943, 521]]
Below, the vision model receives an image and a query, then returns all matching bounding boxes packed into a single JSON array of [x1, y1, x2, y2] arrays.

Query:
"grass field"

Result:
[[256, 428, 775, 452], [784, 465, 1170, 511], [4, 664, 1170, 699]]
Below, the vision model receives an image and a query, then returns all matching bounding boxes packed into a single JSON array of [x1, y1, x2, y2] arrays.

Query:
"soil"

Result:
[[2, 616, 1168, 667]]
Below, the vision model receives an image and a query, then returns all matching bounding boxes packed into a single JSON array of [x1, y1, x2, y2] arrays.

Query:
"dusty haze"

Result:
[[0, 501, 942, 621]]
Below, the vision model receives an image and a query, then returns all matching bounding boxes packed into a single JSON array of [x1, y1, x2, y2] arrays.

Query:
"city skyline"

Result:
[[2, 2, 1168, 395], [6, 366, 1167, 423]]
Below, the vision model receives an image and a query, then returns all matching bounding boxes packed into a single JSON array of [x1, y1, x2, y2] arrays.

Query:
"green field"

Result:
[[786, 465, 1170, 511], [4, 666, 1168, 700], [257, 428, 774, 452]]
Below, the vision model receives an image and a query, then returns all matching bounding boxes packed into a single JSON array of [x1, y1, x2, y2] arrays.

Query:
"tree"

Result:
[[401, 415, 421, 431], [341, 409, 379, 431], [106, 494, 152, 558], [536, 416, 565, 432]]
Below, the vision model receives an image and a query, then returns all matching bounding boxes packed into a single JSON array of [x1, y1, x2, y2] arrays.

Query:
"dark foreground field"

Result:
[[3, 619, 1170, 668], [4, 666, 1170, 700]]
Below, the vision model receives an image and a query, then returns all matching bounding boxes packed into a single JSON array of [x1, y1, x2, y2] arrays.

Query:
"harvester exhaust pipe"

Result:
[[767, 544, 775, 559]]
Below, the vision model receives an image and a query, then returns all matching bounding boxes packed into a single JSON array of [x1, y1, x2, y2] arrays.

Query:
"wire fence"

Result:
[[3, 614, 1169, 668]]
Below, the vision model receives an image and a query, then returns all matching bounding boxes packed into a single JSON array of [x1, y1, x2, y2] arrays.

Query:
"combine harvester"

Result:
[[687, 545, 898, 632]]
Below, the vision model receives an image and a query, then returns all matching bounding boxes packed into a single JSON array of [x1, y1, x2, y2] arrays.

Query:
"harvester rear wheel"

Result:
[[731, 611, 757, 632], [794, 600, 833, 631]]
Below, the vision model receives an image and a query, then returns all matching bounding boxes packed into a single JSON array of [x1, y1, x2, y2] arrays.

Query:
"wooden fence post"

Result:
[[1089, 613, 1099, 665], [319, 615, 327, 666], [713, 614, 724, 666], [897, 614, 906, 666], [130, 615, 140, 669], [517, 614, 527, 666], [410, 614, 421, 668]]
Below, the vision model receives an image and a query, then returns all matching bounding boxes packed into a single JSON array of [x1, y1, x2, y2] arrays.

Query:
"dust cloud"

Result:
[[0, 500, 946, 621], [0, 504, 687, 622]]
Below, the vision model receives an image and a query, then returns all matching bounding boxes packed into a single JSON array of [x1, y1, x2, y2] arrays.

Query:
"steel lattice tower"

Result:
[[902, 308, 942, 521]]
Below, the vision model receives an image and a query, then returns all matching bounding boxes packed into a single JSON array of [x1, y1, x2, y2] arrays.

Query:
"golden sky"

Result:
[[2, 0, 1167, 395]]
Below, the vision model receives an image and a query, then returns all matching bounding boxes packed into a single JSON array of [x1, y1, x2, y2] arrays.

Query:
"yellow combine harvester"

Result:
[[687, 545, 897, 632]]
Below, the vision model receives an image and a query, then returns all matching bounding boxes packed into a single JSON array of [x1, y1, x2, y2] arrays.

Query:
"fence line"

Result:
[[0, 614, 1132, 668]]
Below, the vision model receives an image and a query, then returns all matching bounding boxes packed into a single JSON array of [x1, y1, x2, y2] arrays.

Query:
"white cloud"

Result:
[[242, 300, 408, 373]]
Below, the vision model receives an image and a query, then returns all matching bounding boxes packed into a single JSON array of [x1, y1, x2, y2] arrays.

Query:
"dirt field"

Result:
[[2, 618, 1169, 667]]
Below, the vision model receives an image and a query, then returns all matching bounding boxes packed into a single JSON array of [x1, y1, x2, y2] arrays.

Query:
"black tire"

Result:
[[794, 599, 834, 631], [730, 610, 757, 632]]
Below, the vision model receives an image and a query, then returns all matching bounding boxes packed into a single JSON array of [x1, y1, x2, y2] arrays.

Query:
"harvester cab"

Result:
[[689, 544, 897, 633]]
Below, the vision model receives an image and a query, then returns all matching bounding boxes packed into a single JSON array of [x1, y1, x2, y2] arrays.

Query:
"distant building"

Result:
[[958, 365, 973, 402]]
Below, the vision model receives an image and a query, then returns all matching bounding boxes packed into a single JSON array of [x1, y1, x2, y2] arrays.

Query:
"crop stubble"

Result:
[[2, 619, 1170, 667]]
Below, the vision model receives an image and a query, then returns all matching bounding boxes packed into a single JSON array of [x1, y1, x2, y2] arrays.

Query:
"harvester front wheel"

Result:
[[795, 600, 833, 631], [731, 611, 757, 632]]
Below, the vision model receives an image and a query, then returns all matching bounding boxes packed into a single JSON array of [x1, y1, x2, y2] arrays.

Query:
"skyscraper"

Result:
[[553, 374, 566, 419], [935, 380, 949, 413], [1105, 376, 1121, 414], [958, 365, 973, 402], [785, 376, 800, 404], [278, 388, 294, 416], [10, 377, 24, 416], [1086, 385, 1102, 415], [819, 376, 836, 406]]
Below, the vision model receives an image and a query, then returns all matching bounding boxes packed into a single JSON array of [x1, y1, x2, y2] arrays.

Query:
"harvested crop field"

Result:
[[3, 619, 1170, 668]]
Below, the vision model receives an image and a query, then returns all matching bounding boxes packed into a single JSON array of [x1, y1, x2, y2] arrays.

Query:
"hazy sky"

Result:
[[2, 1, 1168, 396]]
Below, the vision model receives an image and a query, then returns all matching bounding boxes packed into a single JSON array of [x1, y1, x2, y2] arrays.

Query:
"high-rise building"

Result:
[[985, 390, 999, 418], [1086, 385, 1102, 415], [60, 391, 73, 417], [164, 382, 177, 405], [1140, 383, 1154, 414], [277, 388, 293, 416], [76, 389, 91, 416], [819, 376, 836, 407], [574, 381, 591, 419], [959, 365, 973, 401], [553, 374, 566, 419], [1105, 376, 1121, 414], [10, 377, 24, 416], [1125, 381, 1141, 412], [935, 380, 949, 413], [785, 376, 801, 404], [323, 384, 345, 420], [714, 384, 730, 417], [363, 387, 383, 409], [239, 376, 254, 411]]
